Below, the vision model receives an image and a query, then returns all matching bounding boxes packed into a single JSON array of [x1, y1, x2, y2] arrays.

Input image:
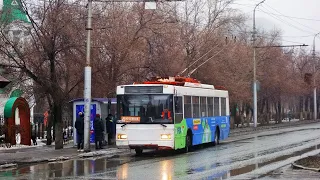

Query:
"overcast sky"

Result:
[[1, 0, 320, 51], [232, 0, 320, 51]]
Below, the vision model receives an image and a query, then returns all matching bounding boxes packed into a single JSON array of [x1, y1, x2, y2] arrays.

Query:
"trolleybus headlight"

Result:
[[161, 134, 171, 140], [117, 134, 127, 140]]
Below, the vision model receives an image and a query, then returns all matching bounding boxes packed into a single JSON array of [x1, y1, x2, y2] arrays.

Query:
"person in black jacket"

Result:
[[94, 114, 104, 149], [75, 112, 84, 151], [106, 114, 115, 145]]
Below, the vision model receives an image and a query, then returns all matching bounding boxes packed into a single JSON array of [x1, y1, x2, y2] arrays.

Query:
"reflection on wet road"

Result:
[[2, 124, 320, 180]]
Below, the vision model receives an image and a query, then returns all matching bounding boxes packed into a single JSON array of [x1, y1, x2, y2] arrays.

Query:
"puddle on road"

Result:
[[229, 144, 320, 177], [1, 143, 319, 179], [0, 156, 132, 179], [182, 144, 320, 179]]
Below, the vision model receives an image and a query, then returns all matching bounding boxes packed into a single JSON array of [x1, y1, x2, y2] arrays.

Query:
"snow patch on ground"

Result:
[[48, 156, 70, 162], [0, 139, 45, 150], [78, 148, 127, 158]]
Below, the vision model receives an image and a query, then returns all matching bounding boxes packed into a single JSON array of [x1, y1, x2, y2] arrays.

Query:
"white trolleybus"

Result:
[[116, 76, 230, 154]]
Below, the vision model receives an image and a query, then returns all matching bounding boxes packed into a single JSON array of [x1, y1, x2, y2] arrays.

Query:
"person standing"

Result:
[[31, 123, 37, 146], [94, 114, 104, 149], [75, 112, 84, 152], [106, 114, 115, 145]]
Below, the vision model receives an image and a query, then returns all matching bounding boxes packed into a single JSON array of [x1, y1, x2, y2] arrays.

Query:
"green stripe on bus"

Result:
[[174, 119, 188, 150]]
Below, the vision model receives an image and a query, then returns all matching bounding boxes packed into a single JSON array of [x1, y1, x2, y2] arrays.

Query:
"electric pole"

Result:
[[313, 32, 320, 121], [253, 0, 266, 128], [84, 0, 93, 152]]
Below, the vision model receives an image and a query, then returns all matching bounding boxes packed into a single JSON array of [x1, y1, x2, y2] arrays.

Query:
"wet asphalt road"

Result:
[[2, 123, 320, 180]]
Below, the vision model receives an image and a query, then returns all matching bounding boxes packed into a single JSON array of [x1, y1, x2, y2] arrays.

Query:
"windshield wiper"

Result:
[[121, 123, 127, 128], [160, 124, 167, 128]]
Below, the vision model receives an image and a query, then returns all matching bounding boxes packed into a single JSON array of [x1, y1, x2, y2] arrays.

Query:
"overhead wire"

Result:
[[187, 44, 230, 77], [258, 6, 316, 35], [178, 43, 220, 76], [231, 2, 320, 22], [262, 3, 319, 33]]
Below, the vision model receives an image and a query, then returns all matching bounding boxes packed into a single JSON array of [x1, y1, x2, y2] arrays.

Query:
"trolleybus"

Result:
[[116, 76, 230, 154]]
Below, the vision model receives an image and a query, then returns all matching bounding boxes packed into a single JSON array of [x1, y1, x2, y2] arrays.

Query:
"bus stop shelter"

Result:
[[69, 98, 116, 146]]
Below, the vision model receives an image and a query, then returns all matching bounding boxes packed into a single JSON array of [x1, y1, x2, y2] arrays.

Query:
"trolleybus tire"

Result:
[[135, 148, 143, 155], [213, 127, 220, 146], [185, 132, 192, 153]]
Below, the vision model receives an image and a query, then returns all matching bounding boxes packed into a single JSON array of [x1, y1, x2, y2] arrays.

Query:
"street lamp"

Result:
[[313, 32, 320, 121], [253, 0, 266, 128]]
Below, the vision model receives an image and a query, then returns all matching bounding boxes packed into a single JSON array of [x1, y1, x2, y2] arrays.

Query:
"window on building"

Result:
[[207, 97, 213, 117], [200, 97, 207, 117], [214, 97, 220, 116], [192, 96, 200, 118], [184, 96, 192, 118], [221, 98, 227, 116]]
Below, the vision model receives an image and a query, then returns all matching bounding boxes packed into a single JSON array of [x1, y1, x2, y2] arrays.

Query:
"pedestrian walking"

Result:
[[94, 114, 104, 149], [75, 112, 84, 152]]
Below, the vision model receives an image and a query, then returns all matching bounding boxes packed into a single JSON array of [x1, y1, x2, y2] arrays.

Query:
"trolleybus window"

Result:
[[184, 96, 192, 118], [175, 96, 183, 123], [200, 97, 207, 117], [192, 96, 200, 118], [214, 97, 220, 116], [117, 94, 173, 124], [221, 98, 227, 116], [207, 97, 214, 117]]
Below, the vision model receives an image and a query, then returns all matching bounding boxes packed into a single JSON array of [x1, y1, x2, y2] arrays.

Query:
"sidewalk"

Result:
[[229, 119, 320, 137], [0, 142, 130, 168]]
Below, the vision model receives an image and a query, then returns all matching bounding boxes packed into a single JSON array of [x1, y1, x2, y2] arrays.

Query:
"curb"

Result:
[[229, 120, 320, 136], [291, 163, 320, 172]]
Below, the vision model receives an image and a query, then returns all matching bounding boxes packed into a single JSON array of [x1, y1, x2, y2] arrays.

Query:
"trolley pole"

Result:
[[84, 0, 93, 152], [252, 0, 265, 128]]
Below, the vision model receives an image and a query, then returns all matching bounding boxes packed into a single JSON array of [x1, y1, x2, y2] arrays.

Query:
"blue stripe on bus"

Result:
[[184, 116, 230, 146]]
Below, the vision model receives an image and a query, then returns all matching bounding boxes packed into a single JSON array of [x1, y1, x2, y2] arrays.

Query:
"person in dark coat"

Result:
[[94, 114, 104, 149], [31, 124, 37, 146], [75, 112, 84, 151], [106, 114, 115, 144]]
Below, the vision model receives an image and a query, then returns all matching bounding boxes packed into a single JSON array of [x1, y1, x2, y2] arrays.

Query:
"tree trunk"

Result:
[[259, 98, 266, 125], [307, 96, 311, 120], [53, 103, 64, 149], [266, 99, 270, 124], [46, 112, 53, 145], [300, 96, 304, 120], [53, 123, 55, 141], [277, 100, 282, 123]]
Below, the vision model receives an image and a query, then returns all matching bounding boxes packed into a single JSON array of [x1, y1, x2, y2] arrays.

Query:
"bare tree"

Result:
[[0, 0, 86, 149]]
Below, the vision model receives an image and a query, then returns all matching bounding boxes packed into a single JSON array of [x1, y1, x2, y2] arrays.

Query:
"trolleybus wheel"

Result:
[[185, 133, 192, 153], [135, 148, 143, 155], [214, 127, 220, 146]]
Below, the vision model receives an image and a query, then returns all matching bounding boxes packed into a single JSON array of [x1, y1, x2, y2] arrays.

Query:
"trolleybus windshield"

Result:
[[117, 94, 174, 124]]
